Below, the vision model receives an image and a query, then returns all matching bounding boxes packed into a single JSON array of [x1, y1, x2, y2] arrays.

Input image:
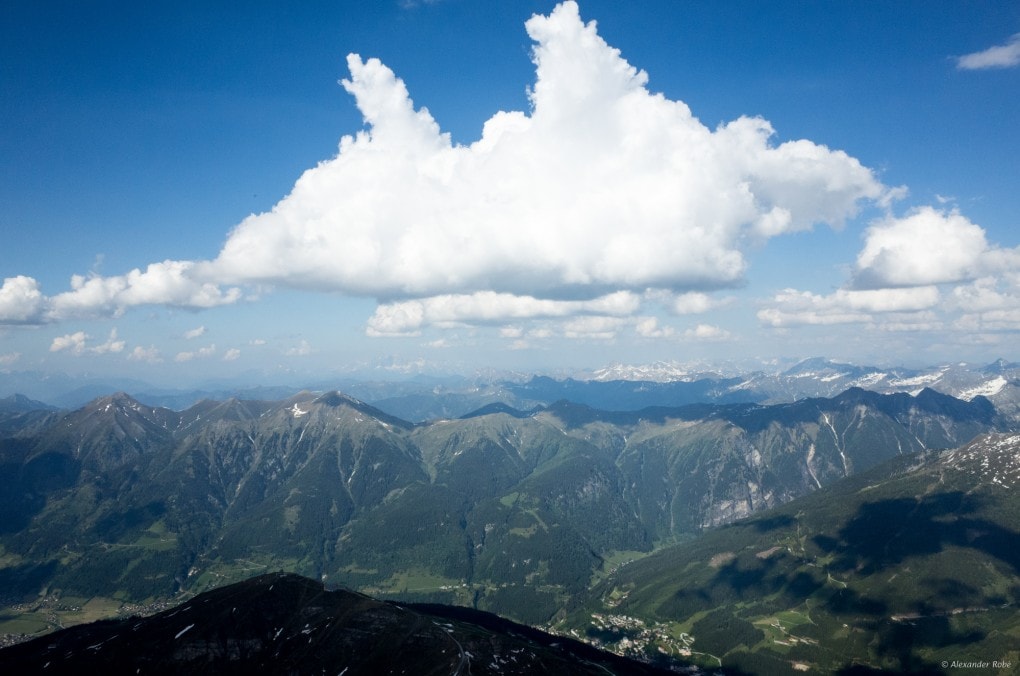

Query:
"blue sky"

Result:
[[1, 1, 1018, 385]]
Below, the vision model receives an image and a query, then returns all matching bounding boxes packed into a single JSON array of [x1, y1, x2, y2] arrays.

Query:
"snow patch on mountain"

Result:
[[958, 376, 1007, 401], [589, 362, 697, 382], [942, 433, 1020, 489], [889, 370, 947, 388], [850, 372, 887, 388]]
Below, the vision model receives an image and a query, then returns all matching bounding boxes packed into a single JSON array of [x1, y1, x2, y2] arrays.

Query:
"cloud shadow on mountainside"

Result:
[[748, 514, 797, 532], [657, 550, 831, 618], [0, 444, 80, 534], [814, 491, 1020, 576], [0, 560, 59, 601]]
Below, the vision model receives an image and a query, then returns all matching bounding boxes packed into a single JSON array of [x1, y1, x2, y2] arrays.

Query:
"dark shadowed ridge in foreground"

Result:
[[0, 572, 698, 675]]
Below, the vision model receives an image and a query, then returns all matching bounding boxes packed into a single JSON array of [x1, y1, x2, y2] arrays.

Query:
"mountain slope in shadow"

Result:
[[0, 572, 691, 675]]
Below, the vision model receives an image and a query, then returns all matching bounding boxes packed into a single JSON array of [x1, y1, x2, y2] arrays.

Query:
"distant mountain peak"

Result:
[[281, 389, 417, 429], [0, 393, 56, 412], [313, 390, 361, 407], [81, 391, 160, 420], [459, 402, 542, 419], [91, 390, 139, 406], [589, 361, 698, 382], [782, 356, 870, 377], [982, 357, 1019, 374]]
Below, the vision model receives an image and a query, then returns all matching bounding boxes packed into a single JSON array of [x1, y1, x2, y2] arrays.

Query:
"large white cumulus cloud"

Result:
[[208, 1, 884, 319], [853, 207, 990, 288], [0, 1, 886, 331], [0, 276, 46, 324]]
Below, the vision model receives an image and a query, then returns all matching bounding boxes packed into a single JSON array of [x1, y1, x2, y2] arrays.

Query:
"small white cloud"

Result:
[[399, 0, 444, 9], [50, 331, 88, 355], [562, 315, 624, 340], [666, 291, 727, 315], [284, 340, 312, 356], [183, 325, 207, 340], [635, 317, 675, 338], [249, 338, 267, 346], [175, 343, 216, 362], [956, 33, 1020, 70], [92, 329, 125, 354], [956, 307, 1020, 332], [0, 351, 21, 367], [49, 329, 125, 357], [223, 347, 241, 361], [128, 345, 163, 363], [875, 312, 943, 333], [682, 324, 731, 341]]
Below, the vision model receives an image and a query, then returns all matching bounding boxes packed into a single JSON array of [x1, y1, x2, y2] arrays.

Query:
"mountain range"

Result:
[[3, 357, 1019, 424], [0, 383, 1009, 645]]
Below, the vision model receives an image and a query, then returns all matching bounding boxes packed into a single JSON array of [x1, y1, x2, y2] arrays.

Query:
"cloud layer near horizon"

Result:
[[760, 207, 1020, 330], [0, 1, 886, 334]]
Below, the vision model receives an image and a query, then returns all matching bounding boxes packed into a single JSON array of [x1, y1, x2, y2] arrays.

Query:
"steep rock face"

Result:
[[553, 387, 999, 537]]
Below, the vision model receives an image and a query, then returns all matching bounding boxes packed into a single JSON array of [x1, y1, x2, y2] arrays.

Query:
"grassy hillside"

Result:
[[559, 434, 1020, 674]]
